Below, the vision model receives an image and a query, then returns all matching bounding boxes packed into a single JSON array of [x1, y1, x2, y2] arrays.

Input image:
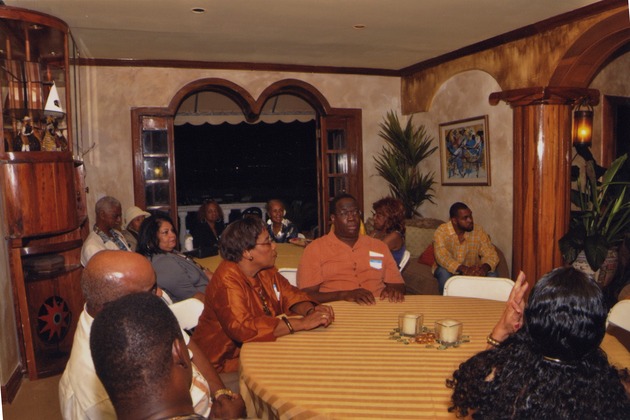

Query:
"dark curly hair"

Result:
[[372, 197, 406, 234], [136, 212, 176, 258], [447, 267, 630, 419], [219, 217, 266, 262]]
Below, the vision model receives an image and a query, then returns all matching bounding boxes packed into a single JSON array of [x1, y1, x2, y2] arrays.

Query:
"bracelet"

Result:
[[281, 316, 295, 334], [305, 306, 316, 316], [213, 388, 235, 402], [486, 334, 502, 347]]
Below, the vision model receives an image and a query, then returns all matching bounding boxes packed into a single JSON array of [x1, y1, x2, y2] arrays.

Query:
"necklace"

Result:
[[257, 286, 272, 316]]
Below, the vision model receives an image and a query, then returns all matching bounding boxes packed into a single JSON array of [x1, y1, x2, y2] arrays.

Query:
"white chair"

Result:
[[607, 300, 630, 331], [278, 268, 298, 287], [399, 250, 411, 272], [443, 275, 515, 301], [169, 298, 205, 331]]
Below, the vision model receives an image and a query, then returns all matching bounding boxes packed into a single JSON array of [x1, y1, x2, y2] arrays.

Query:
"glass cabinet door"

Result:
[[319, 111, 363, 234], [139, 116, 174, 213]]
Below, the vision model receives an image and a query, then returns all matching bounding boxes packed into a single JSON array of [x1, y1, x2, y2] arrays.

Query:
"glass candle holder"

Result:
[[398, 313, 423, 336], [434, 319, 463, 344]]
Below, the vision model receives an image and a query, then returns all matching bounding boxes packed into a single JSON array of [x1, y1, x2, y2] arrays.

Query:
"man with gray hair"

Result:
[[80, 196, 131, 266]]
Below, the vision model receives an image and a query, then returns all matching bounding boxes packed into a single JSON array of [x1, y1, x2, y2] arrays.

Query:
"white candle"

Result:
[[400, 314, 420, 336], [436, 319, 462, 344]]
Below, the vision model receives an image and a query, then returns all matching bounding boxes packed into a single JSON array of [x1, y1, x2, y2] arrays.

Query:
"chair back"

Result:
[[607, 300, 630, 331], [399, 250, 411, 272], [278, 268, 298, 287], [169, 298, 204, 331], [443, 276, 514, 301]]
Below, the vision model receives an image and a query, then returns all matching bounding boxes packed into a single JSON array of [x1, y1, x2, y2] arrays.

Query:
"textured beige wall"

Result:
[[589, 49, 630, 162], [411, 70, 513, 269], [77, 66, 401, 223], [401, 6, 622, 113]]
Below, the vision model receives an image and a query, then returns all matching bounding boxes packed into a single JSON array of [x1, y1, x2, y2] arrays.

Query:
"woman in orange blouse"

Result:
[[192, 218, 335, 373]]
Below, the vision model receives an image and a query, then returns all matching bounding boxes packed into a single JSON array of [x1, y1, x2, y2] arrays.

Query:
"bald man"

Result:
[[59, 250, 245, 420]]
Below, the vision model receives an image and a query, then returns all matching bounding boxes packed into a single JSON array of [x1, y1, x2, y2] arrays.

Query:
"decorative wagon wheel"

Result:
[[37, 296, 72, 344]]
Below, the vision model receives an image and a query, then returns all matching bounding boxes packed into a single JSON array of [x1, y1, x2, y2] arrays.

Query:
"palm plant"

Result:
[[559, 153, 630, 271], [374, 111, 437, 218]]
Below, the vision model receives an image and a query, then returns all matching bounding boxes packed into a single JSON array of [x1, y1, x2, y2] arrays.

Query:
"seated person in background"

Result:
[[81, 196, 131, 266], [137, 213, 211, 303], [369, 197, 407, 267], [90, 293, 246, 420], [120, 206, 150, 252], [297, 193, 405, 305], [59, 250, 245, 420], [433, 202, 499, 294], [448, 267, 630, 418], [192, 218, 334, 374], [266, 199, 299, 243], [191, 200, 225, 258], [241, 206, 263, 219]]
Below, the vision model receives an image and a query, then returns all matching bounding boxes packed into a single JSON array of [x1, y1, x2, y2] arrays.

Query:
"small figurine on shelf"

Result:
[[42, 116, 58, 151], [16, 116, 41, 151], [42, 116, 68, 151], [53, 118, 69, 151]]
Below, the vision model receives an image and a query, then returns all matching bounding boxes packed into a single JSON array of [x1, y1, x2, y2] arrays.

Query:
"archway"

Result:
[[131, 78, 362, 241]]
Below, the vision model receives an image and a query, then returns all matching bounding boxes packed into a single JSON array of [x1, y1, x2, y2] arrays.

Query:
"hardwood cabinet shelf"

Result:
[[24, 264, 82, 282], [0, 6, 85, 382]]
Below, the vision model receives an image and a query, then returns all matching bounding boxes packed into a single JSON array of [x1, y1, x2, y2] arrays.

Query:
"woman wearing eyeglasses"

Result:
[[137, 213, 212, 303], [192, 217, 335, 375]]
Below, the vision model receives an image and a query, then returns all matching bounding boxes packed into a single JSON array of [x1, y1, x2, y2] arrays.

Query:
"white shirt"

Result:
[[59, 307, 211, 419], [80, 229, 131, 267]]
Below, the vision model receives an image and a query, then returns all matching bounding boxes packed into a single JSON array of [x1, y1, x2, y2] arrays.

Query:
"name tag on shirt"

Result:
[[369, 251, 384, 269]]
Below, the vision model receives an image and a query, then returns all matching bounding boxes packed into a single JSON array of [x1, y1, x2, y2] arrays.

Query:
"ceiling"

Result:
[[4, 0, 602, 71]]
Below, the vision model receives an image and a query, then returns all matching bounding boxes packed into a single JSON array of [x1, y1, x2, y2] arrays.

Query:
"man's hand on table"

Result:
[[342, 288, 376, 305], [380, 284, 405, 302], [210, 392, 246, 419]]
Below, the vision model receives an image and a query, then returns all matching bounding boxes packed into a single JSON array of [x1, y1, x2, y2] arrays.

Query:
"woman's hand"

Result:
[[490, 271, 529, 344], [292, 305, 334, 332]]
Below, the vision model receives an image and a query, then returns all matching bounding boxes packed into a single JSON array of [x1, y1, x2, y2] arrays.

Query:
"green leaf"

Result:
[[583, 234, 609, 270]]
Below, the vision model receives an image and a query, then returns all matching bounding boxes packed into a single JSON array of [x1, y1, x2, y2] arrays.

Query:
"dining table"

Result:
[[196, 242, 305, 272], [238, 295, 630, 419]]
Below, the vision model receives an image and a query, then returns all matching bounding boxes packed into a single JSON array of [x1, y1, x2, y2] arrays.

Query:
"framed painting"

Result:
[[439, 115, 490, 186]]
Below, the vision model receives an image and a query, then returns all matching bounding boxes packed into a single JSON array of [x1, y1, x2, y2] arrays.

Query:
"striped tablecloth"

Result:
[[239, 295, 630, 419]]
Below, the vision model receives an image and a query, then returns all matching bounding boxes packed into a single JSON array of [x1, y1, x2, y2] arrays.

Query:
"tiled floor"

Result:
[[2, 375, 62, 420]]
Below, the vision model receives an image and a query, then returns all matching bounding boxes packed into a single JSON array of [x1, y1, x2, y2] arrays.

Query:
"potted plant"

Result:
[[374, 111, 437, 219], [559, 153, 630, 286]]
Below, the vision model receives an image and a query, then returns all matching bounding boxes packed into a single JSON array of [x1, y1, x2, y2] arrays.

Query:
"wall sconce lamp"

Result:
[[572, 98, 593, 146]]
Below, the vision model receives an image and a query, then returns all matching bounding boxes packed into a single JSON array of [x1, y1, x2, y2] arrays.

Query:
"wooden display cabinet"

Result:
[[0, 7, 85, 380]]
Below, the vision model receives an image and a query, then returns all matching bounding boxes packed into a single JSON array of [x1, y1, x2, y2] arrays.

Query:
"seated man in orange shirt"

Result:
[[297, 194, 405, 305]]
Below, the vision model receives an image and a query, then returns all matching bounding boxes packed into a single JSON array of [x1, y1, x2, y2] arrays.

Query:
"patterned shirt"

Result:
[[432, 221, 499, 274]]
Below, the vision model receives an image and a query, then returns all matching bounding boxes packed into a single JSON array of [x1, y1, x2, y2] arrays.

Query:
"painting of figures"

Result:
[[439, 115, 490, 186]]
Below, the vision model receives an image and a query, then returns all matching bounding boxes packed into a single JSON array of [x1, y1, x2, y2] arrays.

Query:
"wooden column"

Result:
[[489, 87, 599, 285]]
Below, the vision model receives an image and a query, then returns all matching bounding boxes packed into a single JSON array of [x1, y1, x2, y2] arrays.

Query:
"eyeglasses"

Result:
[[255, 237, 273, 246], [336, 209, 361, 219]]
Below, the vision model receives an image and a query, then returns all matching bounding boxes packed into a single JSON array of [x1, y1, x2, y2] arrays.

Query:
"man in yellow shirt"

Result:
[[433, 202, 499, 294]]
